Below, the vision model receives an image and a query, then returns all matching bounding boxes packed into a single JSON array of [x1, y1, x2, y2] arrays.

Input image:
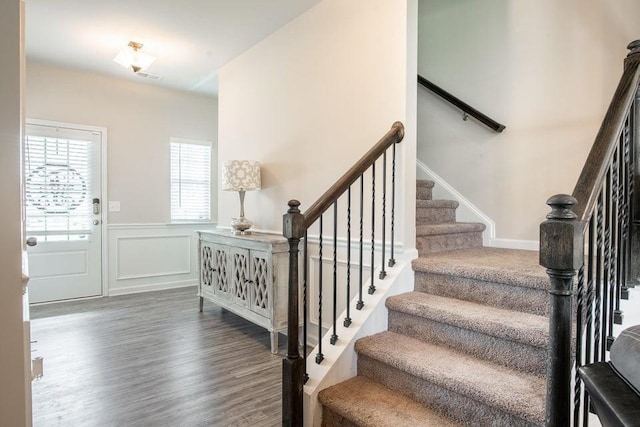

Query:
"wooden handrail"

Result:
[[417, 75, 506, 133], [572, 41, 640, 221], [540, 39, 640, 427], [302, 121, 404, 228]]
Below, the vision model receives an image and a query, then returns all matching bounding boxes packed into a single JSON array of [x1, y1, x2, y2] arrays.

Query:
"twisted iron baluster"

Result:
[[316, 216, 324, 364], [344, 188, 352, 327], [389, 143, 396, 267], [604, 168, 614, 351], [574, 265, 585, 427], [379, 151, 387, 279], [583, 215, 596, 423], [303, 231, 309, 383], [331, 202, 338, 345], [610, 140, 624, 324], [369, 163, 376, 295], [357, 175, 364, 310], [622, 113, 633, 299], [595, 192, 604, 362]]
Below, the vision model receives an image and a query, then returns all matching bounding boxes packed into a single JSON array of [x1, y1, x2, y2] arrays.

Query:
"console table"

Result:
[[197, 229, 289, 354]]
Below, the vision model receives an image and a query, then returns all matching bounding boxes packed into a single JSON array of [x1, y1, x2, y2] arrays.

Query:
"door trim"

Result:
[[25, 118, 109, 297]]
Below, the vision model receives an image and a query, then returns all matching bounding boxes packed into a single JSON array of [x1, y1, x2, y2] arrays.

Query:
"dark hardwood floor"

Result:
[[30, 287, 282, 427]]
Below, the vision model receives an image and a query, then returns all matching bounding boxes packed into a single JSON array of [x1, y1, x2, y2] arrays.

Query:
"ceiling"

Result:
[[25, 0, 322, 97]]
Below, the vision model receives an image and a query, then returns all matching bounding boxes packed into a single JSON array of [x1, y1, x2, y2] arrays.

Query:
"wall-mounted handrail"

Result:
[[418, 74, 506, 133]]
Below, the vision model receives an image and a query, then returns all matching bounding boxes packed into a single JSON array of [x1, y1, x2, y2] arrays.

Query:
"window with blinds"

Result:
[[24, 135, 92, 240], [170, 139, 212, 222]]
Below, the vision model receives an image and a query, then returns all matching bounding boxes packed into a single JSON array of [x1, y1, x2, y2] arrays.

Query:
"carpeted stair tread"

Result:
[[416, 180, 435, 188], [416, 222, 485, 236], [416, 180, 434, 201], [416, 199, 459, 209], [386, 292, 548, 348], [355, 331, 545, 425], [412, 247, 547, 290], [318, 376, 459, 427]]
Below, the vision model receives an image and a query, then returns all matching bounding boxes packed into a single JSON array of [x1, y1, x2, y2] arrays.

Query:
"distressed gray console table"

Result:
[[197, 229, 289, 354]]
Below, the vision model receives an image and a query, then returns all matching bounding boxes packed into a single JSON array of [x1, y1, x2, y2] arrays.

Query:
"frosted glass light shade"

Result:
[[114, 42, 156, 72], [222, 160, 261, 191]]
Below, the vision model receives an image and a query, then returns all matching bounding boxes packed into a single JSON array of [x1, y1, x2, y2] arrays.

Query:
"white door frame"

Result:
[[25, 118, 109, 298]]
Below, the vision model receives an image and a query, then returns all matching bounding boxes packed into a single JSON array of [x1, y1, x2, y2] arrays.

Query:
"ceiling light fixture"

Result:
[[114, 41, 156, 73]]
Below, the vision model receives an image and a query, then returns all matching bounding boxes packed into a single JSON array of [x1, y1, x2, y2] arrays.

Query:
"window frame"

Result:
[[169, 137, 213, 223]]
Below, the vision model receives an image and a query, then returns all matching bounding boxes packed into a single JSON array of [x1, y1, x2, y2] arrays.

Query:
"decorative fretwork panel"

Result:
[[213, 247, 229, 295], [201, 245, 213, 287], [231, 249, 249, 306], [197, 230, 289, 355], [250, 251, 271, 317]]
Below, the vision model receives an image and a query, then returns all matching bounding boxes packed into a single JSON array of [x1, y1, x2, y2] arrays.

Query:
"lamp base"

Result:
[[231, 216, 253, 235]]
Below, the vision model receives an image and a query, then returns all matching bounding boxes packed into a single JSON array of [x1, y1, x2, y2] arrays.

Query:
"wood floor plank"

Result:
[[31, 287, 282, 426]]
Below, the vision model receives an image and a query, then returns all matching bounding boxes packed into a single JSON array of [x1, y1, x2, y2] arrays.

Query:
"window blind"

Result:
[[24, 135, 92, 238], [170, 140, 211, 222]]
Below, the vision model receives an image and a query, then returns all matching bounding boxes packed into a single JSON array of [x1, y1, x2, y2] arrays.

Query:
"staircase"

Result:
[[318, 180, 549, 426]]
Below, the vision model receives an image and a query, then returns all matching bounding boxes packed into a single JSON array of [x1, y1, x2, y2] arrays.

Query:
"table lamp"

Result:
[[222, 160, 261, 234]]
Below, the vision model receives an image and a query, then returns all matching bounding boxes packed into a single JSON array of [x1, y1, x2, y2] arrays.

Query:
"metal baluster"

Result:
[[574, 264, 585, 427], [614, 140, 624, 325], [316, 215, 324, 364], [357, 176, 364, 310], [331, 202, 338, 345], [595, 192, 604, 362], [389, 142, 397, 268], [369, 163, 376, 295], [379, 152, 387, 279], [621, 117, 630, 298], [604, 168, 614, 351], [344, 188, 352, 327], [303, 231, 309, 383], [583, 215, 596, 424], [622, 113, 633, 299]]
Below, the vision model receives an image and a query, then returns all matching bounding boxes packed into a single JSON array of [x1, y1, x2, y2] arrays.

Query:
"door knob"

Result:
[[26, 236, 38, 247], [93, 220, 100, 225]]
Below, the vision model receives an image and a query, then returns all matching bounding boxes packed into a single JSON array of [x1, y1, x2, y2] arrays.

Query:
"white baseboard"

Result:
[[416, 160, 495, 245], [416, 161, 540, 251], [108, 280, 197, 297]]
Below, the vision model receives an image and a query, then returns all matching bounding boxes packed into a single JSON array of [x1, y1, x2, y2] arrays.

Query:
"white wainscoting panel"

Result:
[[308, 255, 371, 332], [107, 223, 216, 296], [116, 235, 191, 280]]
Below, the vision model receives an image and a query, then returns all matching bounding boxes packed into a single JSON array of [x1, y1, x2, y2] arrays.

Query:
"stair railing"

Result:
[[282, 122, 405, 426], [540, 40, 640, 427], [418, 74, 506, 133]]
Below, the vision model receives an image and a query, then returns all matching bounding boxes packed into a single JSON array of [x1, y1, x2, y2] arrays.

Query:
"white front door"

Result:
[[24, 122, 103, 303]]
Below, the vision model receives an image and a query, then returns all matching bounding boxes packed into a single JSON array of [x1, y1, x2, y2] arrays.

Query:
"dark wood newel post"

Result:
[[540, 195, 584, 427], [282, 200, 305, 427]]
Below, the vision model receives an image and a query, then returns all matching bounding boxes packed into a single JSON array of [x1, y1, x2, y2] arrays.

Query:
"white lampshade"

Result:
[[222, 160, 261, 191], [114, 41, 156, 73]]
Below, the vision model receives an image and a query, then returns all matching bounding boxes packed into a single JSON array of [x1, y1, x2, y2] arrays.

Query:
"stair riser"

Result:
[[416, 207, 456, 224], [414, 272, 549, 316], [416, 232, 483, 254], [417, 186, 432, 201], [358, 354, 541, 426], [321, 409, 359, 427], [388, 310, 546, 378]]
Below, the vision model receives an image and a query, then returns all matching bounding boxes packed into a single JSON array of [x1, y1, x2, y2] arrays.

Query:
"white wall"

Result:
[[26, 63, 219, 295], [26, 62, 218, 225], [0, 0, 30, 425], [418, 0, 640, 242], [217, 0, 416, 251]]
